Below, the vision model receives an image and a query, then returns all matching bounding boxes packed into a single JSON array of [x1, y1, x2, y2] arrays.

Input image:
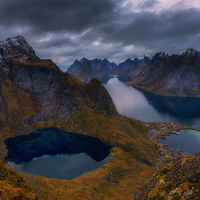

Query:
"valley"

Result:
[[0, 35, 200, 199]]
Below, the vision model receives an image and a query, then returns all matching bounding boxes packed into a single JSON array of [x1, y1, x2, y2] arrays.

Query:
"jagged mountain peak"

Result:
[[103, 58, 108, 62], [182, 48, 199, 58], [150, 51, 169, 65], [0, 35, 36, 60], [73, 59, 79, 64], [80, 57, 88, 62], [0, 35, 25, 46], [81, 57, 87, 60], [158, 51, 167, 58], [144, 54, 153, 60], [68, 57, 121, 83], [126, 58, 133, 62]]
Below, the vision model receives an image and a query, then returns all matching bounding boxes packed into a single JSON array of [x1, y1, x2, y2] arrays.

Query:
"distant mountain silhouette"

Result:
[[128, 49, 200, 97]]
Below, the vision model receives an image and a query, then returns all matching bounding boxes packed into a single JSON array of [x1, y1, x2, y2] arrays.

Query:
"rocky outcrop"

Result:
[[0, 35, 35, 59], [85, 78, 117, 116], [127, 49, 200, 97], [135, 151, 200, 199]]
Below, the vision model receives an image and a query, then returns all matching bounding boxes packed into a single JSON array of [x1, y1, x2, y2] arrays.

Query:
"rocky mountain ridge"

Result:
[[67, 56, 151, 83], [68, 57, 119, 83], [68, 48, 200, 97], [127, 48, 200, 97], [0, 35, 35, 59]]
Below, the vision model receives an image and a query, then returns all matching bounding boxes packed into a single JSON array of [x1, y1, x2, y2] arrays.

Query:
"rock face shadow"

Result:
[[5, 128, 112, 164]]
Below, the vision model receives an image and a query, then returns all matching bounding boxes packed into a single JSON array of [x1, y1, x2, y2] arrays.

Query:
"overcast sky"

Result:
[[0, 0, 200, 70]]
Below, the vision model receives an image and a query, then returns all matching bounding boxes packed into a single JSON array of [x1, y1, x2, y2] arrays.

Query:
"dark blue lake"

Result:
[[104, 77, 200, 154], [6, 128, 111, 179]]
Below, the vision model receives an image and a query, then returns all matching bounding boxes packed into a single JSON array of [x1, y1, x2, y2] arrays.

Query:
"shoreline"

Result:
[[144, 121, 200, 170]]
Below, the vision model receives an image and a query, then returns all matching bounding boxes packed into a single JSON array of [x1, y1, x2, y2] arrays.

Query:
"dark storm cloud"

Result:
[[137, 0, 159, 9], [0, 0, 200, 67], [1, 0, 199, 49], [99, 8, 200, 52], [38, 36, 77, 48], [0, 0, 118, 34]]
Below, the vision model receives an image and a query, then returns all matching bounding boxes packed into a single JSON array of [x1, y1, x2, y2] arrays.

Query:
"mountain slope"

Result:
[[0, 36, 158, 199], [0, 36, 117, 128], [136, 151, 200, 199], [127, 49, 200, 97], [119, 56, 151, 75]]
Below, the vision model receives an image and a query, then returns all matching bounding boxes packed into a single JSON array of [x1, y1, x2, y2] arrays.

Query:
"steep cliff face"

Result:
[[127, 49, 200, 97], [67, 58, 96, 83], [119, 56, 151, 75], [136, 151, 200, 199], [0, 36, 118, 136]]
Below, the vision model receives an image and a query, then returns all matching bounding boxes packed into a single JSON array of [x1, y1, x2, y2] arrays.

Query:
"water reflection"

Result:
[[104, 77, 200, 126], [6, 128, 112, 179], [100, 75, 132, 84], [8, 153, 111, 179], [142, 91, 200, 119]]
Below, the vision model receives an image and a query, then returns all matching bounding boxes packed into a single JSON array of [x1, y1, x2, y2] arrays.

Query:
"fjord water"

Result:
[[8, 153, 111, 180], [104, 77, 200, 154], [104, 77, 200, 126]]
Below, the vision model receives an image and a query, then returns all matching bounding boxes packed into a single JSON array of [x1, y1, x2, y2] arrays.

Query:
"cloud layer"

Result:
[[0, 0, 200, 70]]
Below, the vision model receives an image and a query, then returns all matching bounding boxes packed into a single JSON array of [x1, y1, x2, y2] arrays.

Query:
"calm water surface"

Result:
[[104, 77, 200, 126], [104, 77, 200, 154], [160, 130, 200, 155], [8, 153, 111, 179]]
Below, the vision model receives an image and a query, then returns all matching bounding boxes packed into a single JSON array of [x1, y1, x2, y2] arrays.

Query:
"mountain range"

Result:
[[68, 49, 200, 97], [0, 35, 200, 199], [128, 49, 200, 97], [67, 56, 151, 83]]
